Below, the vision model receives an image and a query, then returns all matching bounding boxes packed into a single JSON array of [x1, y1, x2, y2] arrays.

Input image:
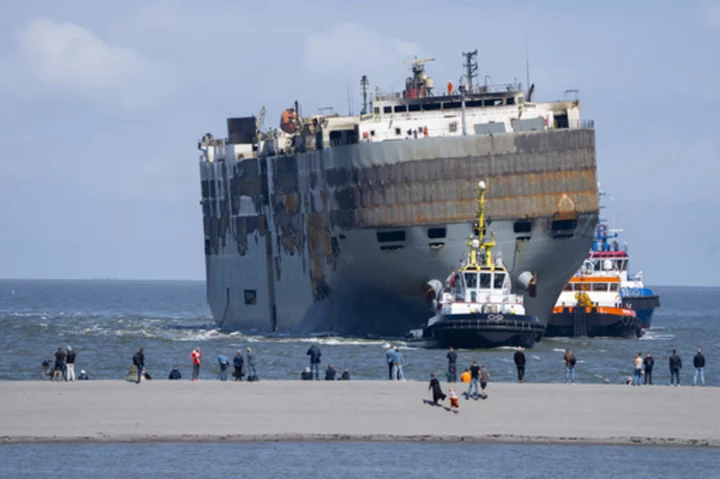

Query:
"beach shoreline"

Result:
[[1, 381, 718, 447]]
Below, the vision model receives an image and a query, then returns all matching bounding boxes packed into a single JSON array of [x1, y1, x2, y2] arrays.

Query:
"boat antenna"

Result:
[[524, 34, 531, 96], [360, 75, 369, 115], [462, 49, 478, 93], [468, 180, 495, 267]]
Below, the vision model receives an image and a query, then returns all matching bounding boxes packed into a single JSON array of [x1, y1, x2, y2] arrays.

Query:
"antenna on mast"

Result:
[[524, 34, 531, 96], [360, 75, 369, 115], [462, 50, 478, 93]]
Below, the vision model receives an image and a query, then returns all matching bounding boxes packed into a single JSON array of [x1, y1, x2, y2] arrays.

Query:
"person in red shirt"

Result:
[[191, 347, 202, 381]]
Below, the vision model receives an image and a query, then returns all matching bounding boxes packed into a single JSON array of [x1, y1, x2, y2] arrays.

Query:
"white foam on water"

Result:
[[532, 355, 540, 360], [640, 330, 675, 341], [552, 348, 567, 353]]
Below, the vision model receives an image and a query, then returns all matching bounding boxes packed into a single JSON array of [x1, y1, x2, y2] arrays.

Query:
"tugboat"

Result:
[[406, 181, 546, 349], [546, 259, 642, 338], [590, 222, 660, 329]]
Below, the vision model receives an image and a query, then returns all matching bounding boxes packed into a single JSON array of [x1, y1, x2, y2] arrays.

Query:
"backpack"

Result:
[[570, 355, 577, 366]]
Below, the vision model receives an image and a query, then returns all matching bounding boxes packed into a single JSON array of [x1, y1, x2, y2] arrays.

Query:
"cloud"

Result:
[[4, 18, 170, 110], [131, 0, 242, 33], [304, 23, 424, 87]]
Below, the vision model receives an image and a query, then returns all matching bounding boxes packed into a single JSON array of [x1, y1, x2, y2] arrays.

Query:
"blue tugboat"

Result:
[[587, 222, 660, 329]]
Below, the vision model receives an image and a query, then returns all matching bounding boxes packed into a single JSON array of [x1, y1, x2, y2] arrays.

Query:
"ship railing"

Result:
[[548, 119, 594, 130], [374, 83, 523, 101]]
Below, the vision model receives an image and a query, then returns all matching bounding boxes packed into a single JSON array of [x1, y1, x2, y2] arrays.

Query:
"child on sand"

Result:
[[449, 388, 459, 413]]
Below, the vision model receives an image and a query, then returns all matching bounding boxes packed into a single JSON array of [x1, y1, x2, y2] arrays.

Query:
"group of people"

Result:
[[301, 344, 351, 380], [161, 347, 260, 382], [47, 346, 89, 381], [629, 349, 706, 386]]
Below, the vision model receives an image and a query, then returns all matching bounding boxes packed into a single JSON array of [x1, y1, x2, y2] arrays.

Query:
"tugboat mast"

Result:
[[468, 180, 496, 268]]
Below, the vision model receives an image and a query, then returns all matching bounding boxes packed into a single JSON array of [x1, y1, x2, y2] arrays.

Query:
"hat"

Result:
[[304, 367, 311, 372], [81, 370, 86, 374], [67, 346, 72, 351], [237, 349, 242, 354]]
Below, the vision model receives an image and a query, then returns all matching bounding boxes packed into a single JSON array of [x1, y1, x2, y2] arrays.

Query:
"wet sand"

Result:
[[1, 380, 718, 447]]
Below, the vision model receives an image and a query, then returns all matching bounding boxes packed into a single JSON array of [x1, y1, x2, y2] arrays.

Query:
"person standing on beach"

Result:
[[233, 350, 244, 381], [693, 349, 705, 386], [65, 346, 76, 382], [386, 345, 396, 380], [307, 344, 322, 380], [428, 373, 446, 405], [191, 347, 202, 381], [246, 347, 258, 381], [52, 347, 66, 382], [479, 364, 490, 399], [218, 355, 229, 381], [132, 348, 144, 384], [467, 361, 480, 399], [564, 349, 576, 384], [643, 353, 655, 385], [446, 347, 458, 382], [393, 347, 405, 380], [633, 352, 643, 386], [514, 347, 526, 383], [669, 349, 682, 386]]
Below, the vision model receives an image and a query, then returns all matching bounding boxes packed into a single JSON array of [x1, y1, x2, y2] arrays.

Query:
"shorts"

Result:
[[450, 397, 460, 408], [480, 381, 487, 389], [55, 363, 64, 371]]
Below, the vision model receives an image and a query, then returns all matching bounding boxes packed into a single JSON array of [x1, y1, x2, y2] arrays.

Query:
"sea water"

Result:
[[1, 442, 719, 478], [0, 280, 715, 385]]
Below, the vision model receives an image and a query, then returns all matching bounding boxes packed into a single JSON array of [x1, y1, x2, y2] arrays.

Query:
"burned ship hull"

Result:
[[200, 129, 599, 336]]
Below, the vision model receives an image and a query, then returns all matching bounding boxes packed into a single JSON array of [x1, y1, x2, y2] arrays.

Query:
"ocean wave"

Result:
[[639, 330, 675, 341]]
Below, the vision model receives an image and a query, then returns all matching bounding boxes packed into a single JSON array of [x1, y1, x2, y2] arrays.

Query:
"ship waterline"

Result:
[[200, 128, 599, 335]]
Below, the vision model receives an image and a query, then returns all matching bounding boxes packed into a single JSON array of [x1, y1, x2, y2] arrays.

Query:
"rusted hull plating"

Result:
[[199, 128, 599, 335]]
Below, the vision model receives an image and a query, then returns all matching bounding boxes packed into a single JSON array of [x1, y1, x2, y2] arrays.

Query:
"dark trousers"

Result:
[[644, 369, 653, 384], [517, 366, 525, 382], [192, 363, 200, 380], [234, 366, 243, 381], [136, 365, 142, 383], [388, 362, 393, 380], [670, 368, 680, 385], [448, 364, 457, 382], [310, 362, 320, 380], [219, 365, 228, 381]]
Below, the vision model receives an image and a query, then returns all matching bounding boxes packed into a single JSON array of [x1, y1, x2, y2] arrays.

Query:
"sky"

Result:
[[0, 0, 719, 286]]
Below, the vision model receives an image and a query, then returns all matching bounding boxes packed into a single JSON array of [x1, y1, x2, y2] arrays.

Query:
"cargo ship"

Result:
[[197, 52, 599, 336]]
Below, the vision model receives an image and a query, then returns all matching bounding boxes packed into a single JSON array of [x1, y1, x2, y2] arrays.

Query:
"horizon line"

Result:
[[0, 277, 717, 289]]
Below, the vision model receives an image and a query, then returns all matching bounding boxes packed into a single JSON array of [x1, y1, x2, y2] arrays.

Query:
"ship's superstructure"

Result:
[[198, 53, 599, 335]]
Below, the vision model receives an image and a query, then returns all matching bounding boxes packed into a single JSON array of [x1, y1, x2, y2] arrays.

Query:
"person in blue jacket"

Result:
[[168, 366, 182, 380]]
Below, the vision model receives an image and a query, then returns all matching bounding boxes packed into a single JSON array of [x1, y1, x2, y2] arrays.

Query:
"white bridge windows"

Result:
[[479, 273, 491, 289], [493, 273, 506, 289], [464, 272, 477, 288]]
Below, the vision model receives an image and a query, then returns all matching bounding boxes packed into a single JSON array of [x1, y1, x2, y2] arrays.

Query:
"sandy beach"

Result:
[[1, 380, 718, 447]]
